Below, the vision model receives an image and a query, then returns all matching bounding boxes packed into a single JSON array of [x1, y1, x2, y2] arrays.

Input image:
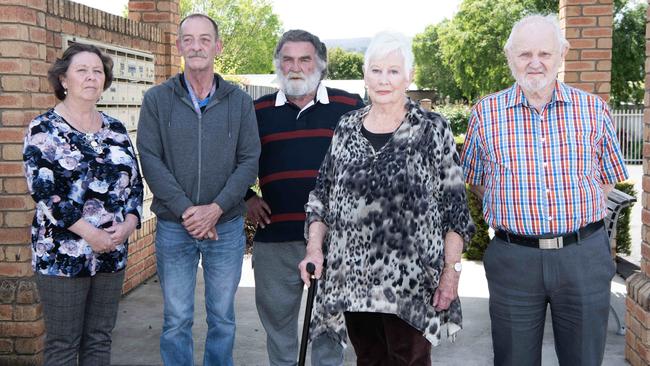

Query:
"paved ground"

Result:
[[111, 258, 630, 366], [110, 164, 643, 365]]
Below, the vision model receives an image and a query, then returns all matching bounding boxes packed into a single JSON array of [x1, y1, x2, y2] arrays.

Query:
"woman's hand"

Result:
[[104, 215, 138, 247], [299, 221, 328, 286], [298, 246, 324, 287], [433, 267, 460, 311], [69, 218, 117, 253], [86, 229, 115, 254]]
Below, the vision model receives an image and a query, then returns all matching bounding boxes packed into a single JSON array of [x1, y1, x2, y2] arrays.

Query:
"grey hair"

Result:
[[179, 13, 220, 39], [363, 31, 413, 76], [273, 29, 328, 80], [504, 14, 570, 55]]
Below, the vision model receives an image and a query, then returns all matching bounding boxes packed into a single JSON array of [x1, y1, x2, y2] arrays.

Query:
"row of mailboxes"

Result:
[[100, 107, 140, 132], [63, 36, 155, 83], [112, 55, 155, 83], [99, 82, 150, 106]]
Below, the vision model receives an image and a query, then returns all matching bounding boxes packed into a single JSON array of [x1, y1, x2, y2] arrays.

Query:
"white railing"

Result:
[[243, 84, 277, 101], [612, 108, 644, 165]]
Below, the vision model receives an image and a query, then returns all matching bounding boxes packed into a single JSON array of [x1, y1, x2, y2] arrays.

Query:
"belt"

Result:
[[495, 220, 604, 249]]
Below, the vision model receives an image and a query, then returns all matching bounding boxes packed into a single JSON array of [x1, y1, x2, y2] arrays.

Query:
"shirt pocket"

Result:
[[561, 132, 595, 177]]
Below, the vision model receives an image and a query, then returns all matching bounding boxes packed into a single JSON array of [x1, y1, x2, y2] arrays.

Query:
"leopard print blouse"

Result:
[[305, 99, 474, 346]]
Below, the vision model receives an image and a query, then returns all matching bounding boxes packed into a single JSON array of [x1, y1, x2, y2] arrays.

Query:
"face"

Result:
[[60, 51, 105, 102], [507, 22, 567, 94], [276, 41, 322, 97], [177, 17, 222, 73], [364, 50, 411, 105]]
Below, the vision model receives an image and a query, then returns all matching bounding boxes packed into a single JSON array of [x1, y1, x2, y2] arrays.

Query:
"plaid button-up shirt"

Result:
[[461, 81, 628, 236]]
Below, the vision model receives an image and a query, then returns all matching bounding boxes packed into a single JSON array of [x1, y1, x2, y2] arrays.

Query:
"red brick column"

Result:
[[128, 0, 181, 79], [558, 0, 613, 101], [0, 0, 49, 364], [624, 4, 650, 364]]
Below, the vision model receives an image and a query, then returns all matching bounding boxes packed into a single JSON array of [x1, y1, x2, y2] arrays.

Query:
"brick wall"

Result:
[[0, 1, 179, 364], [624, 3, 650, 364], [558, 0, 613, 101]]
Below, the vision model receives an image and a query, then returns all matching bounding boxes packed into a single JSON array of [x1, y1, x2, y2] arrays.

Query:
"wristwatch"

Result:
[[445, 261, 462, 272]]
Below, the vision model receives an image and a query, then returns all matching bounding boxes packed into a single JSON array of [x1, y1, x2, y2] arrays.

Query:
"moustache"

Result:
[[286, 72, 305, 80], [188, 53, 207, 58]]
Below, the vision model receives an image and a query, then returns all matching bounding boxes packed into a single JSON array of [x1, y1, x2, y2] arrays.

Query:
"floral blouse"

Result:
[[23, 109, 143, 277], [305, 99, 474, 346]]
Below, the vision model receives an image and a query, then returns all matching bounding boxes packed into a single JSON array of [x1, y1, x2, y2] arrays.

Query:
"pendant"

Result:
[[84, 133, 103, 154]]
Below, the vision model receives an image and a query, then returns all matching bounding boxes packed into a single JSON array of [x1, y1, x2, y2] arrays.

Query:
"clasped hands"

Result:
[[182, 203, 223, 240], [87, 215, 138, 254]]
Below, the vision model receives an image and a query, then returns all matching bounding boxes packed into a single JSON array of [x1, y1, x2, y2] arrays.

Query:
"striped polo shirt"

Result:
[[249, 84, 364, 243], [461, 81, 628, 236]]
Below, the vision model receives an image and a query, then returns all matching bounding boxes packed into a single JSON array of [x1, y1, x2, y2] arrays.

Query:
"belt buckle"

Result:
[[539, 237, 563, 249]]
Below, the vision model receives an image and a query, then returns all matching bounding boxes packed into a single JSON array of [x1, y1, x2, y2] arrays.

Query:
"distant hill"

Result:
[[324, 36, 414, 54], [324, 38, 371, 53]]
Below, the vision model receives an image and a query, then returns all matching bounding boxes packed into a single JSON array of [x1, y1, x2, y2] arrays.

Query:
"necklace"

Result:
[[366, 108, 404, 133], [55, 104, 106, 154]]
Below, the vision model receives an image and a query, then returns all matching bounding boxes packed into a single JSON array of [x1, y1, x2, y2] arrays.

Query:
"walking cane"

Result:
[[298, 262, 317, 366]]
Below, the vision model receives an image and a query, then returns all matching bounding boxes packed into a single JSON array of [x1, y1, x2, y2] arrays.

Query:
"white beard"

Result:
[[517, 74, 555, 93], [277, 70, 321, 97]]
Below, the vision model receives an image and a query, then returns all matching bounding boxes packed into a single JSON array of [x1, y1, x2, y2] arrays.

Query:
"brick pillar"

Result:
[[0, 0, 50, 365], [558, 0, 613, 101], [624, 5, 650, 365], [128, 0, 180, 79]]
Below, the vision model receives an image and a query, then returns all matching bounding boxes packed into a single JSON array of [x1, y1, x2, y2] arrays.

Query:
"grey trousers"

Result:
[[253, 241, 344, 366], [36, 271, 125, 366], [484, 226, 615, 366]]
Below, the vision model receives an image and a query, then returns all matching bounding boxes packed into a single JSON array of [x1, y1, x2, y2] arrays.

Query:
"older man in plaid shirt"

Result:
[[461, 14, 628, 366]]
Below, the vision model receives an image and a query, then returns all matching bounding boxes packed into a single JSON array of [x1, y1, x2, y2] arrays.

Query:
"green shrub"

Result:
[[464, 186, 490, 260], [455, 135, 465, 156], [436, 103, 472, 136], [614, 181, 637, 255]]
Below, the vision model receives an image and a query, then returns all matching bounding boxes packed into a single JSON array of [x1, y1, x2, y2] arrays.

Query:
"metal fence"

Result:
[[242, 84, 277, 100], [612, 108, 644, 165]]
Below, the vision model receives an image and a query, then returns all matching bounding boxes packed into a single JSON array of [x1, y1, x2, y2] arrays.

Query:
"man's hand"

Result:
[[432, 267, 460, 311], [182, 203, 223, 240], [245, 196, 271, 228], [298, 246, 324, 287]]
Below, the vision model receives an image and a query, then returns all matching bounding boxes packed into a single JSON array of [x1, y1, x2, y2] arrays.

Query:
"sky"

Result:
[[72, 0, 461, 39]]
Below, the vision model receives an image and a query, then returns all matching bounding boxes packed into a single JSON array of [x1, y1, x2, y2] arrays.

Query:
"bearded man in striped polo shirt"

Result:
[[461, 14, 628, 366], [245, 30, 364, 366]]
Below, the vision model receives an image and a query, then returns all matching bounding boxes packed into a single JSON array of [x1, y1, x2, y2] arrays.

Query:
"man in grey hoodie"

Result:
[[136, 13, 260, 366]]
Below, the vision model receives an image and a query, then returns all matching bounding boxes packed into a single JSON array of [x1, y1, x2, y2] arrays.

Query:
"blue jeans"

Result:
[[156, 216, 245, 366]]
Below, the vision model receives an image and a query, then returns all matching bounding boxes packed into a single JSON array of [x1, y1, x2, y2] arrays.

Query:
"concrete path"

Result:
[[111, 258, 629, 366]]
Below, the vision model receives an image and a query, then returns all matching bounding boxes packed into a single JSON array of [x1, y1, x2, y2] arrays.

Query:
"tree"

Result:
[[327, 48, 363, 80], [413, 0, 558, 102], [180, 0, 282, 74], [610, 0, 647, 106], [436, 0, 530, 102], [412, 21, 463, 102]]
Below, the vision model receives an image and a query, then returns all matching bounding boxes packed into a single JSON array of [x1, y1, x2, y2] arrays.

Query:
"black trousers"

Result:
[[344, 312, 431, 366]]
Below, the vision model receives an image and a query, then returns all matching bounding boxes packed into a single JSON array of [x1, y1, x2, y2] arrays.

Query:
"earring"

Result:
[[64, 88, 68, 95]]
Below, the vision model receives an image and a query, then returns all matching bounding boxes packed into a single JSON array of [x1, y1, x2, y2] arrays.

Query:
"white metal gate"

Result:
[[612, 108, 644, 165]]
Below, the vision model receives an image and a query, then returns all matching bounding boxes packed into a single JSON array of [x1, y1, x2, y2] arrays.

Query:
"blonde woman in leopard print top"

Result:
[[299, 31, 474, 364]]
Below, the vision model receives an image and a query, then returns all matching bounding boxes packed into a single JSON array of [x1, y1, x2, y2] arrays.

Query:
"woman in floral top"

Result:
[[23, 43, 142, 366], [298, 32, 474, 364]]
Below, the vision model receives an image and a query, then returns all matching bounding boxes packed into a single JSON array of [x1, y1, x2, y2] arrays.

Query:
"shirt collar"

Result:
[[275, 82, 329, 107], [506, 80, 571, 108]]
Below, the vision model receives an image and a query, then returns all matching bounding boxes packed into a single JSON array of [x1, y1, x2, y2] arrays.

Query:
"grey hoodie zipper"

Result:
[[197, 113, 202, 203]]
